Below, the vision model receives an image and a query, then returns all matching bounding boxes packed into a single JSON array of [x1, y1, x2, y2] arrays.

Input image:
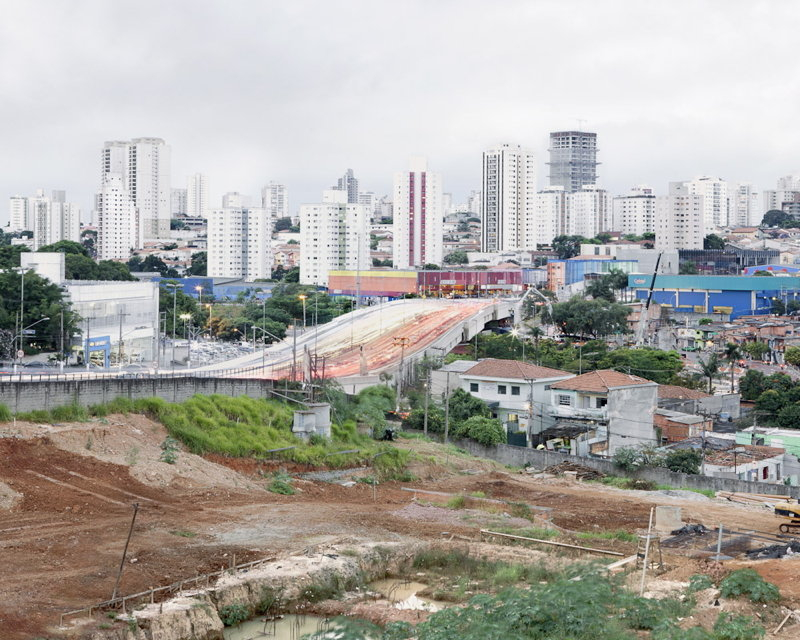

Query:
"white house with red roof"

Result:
[[460, 358, 573, 444], [549, 370, 659, 456]]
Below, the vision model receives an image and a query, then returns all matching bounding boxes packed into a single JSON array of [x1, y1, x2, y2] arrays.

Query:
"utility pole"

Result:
[[291, 321, 298, 381], [59, 308, 65, 370], [423, 363, 431, 436], [111, 503, 140, 601], [392, 336, 410, 412], [443, 370, 451, 443], [527, 377, 535, 448], [85, 316, 91, 370], [117, 310, 130, 368]]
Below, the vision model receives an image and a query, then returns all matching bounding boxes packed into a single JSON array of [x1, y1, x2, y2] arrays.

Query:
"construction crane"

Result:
[[634, 252, 662, 347]]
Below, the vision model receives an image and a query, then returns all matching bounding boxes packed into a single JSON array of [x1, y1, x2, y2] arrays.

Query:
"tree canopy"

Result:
[[761, 209, 792, 228], [542, 297, 629, 338], [444, 250, 469, 265], [0, 270, 80, 358], [551, 235, 587, 259], [703, 234, 726, 250]]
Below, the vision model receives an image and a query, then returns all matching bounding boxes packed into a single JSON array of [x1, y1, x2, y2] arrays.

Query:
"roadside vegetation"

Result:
[[302, 550, 777, 640], [7, 392, 410, 470]]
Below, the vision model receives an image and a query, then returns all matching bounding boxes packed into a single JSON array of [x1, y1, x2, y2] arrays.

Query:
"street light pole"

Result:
[[299, 294, 307, 330]]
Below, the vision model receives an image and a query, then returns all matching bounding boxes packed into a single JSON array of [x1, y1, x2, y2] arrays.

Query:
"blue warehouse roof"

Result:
[[627, 274, 800, 291]]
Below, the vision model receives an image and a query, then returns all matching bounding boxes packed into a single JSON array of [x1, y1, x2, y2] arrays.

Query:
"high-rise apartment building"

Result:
[[299, 190, 370, 286], [357, 191, 377, 219], [467, 190, 481, 216], [763, 174, 800, 216], [9, 195, 30, 232], [333, 169, 359, 204], [532, 187, 566, 246], [685, 176, 728, 231], [612, 186, 656, 236], [480, 144, 536, 252], [187, 173, 208, 218], [221, 192, 252, 209], [393, 157, 443, 269], [207, 206, 272, 279], [565, 186, 610, 238], [171, 188, 187, 216], [547, 131, 599, 193], [9, 189, 81, 250], [261, 182, 288, 219], [729, 183, 760, 227], [655, 182, 704, 250], [99, 137, 171, 245], [96, 174, 140, 260]]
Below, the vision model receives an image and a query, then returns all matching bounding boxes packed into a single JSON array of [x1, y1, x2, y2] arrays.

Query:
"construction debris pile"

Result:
[[746, 540, 800, 560], [671, 524, 711, 536], [544, 462, 605, 481]]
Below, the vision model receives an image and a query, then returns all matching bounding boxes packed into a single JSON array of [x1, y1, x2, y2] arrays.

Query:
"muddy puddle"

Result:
[[224, 613, 340, 640], [368, 578, 445, 610]]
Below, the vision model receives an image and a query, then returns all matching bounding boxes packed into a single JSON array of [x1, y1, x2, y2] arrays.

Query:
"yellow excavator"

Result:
[[775, 503, 800, 534]]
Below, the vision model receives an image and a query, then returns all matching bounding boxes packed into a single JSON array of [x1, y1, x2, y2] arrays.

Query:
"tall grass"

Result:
[[10, 394, 406, 468]]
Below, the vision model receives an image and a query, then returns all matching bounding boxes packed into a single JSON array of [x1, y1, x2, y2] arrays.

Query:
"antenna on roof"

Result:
[[576, 118, 587, 131]]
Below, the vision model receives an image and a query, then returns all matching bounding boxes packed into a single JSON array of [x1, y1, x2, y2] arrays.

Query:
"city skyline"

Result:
[[2, 1, 800, 224]]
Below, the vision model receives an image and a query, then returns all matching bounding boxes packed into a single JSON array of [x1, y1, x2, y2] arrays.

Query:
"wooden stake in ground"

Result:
[[111, 502, 139, 601]]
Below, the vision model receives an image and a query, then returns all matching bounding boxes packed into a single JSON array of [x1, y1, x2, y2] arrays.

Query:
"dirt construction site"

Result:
[[3, 415, 800, 639]]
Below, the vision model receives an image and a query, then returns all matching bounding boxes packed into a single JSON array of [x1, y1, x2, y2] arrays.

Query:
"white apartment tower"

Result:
[[187, 173, 209, 218], [533, 187, 566, 246], [171, 188, 187, 216], [729, 183, 760, 227], [96, 174, 140, 260], [763, 174, 800, 215], [299, 190, 370, 286], [207, 206, 272, 279], [480, 144, 536, 252], [393, 157, 443, 269], [8, 190, 80, 249], [261, 182, 289, 219], [565, 186, 610, 238], [612, 186, 656, 235], [8, 196, 29, 231], [99, 137, 171, 245], [685, 176, 728, 231], [655, 183, 704, 250]]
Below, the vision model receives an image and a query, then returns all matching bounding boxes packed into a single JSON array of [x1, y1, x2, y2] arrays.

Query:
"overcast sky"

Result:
[[2, 0, 799, 223]]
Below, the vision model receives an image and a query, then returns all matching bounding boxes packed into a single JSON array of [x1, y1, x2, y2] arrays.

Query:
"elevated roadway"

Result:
[[197, 297, 514, 387]]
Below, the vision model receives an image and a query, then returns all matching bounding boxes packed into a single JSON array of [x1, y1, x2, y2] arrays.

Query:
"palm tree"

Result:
[[698, 352, 720, 394], [723, 342, 741, 393]]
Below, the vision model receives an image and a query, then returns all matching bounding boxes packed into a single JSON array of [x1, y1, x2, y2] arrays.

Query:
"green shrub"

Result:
[[688, 573, 714, 593], [446, 495, 466, 509], [159, 437, 180, 464], [712, 612, 765, 640], [0, 403, 12, 422], [50, 403, 89, 422], [719, 569, 779, 603], [461, 416, 505, 446], [268, 472, 295, 495], [219, 603, 250, 627]]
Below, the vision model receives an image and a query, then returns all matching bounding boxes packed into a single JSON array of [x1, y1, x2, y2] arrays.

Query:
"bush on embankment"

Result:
[[14, 393, 409, 469]]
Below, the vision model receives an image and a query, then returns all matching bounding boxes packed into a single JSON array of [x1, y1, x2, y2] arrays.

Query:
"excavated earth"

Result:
[[1, 416, 799, 639]]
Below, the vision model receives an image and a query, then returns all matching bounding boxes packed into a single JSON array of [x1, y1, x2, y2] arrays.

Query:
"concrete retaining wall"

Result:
[[0, 377, 277, 413], [455, 438, 800, 499]]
